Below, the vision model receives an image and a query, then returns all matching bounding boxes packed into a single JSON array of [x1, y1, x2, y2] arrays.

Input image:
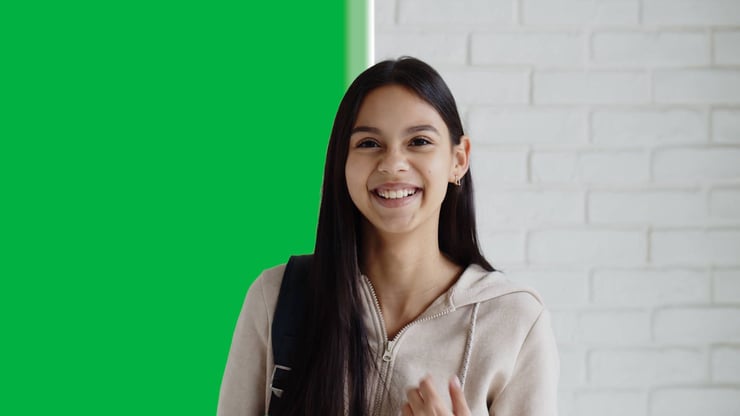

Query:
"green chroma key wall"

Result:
[[1, 1, 367, 414]]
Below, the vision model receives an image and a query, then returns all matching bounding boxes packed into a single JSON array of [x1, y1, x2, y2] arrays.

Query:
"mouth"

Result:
[[373, 188, 419, 200], [370, 185, 422, 208]]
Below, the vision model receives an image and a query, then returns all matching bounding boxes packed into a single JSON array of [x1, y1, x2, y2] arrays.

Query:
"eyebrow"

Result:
[[351, 124, 440, 135]]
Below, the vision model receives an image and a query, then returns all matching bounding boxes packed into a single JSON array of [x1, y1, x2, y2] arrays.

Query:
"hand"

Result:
[[401, 375, 471, 416]]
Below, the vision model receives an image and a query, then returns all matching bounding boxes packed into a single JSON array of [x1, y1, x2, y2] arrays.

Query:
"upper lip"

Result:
[[371, 182, 421, 192]]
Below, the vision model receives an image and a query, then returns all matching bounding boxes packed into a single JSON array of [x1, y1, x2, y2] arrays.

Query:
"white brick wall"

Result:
[[654, 70, 740, 103], [643, 0, 740, 26], [375, 0, 740, 413], [712, 346, 740, 383], [592, 109, 706, 145], [651, 388, 740, 416], [713, 109, 740, 143], [592, 31, 709, 67], [592, 268, 710, 306], [589, 190, 705, 225], [715, 31, 740, 65], [589, 348, 706, 387], [522, 0, 639, 25], [714, 268, 740, 302], [470, 108, 587, 144], [472, 32, 584, 66], [535, 71, 650, 104], [574, 390, 647, 416]]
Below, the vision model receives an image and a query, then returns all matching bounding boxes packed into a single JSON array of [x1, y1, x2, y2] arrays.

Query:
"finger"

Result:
[[406, 386, 425, 411], [401, 402, 414, 416], [449, 376, 471, 416], [418, 375, 442, 406]]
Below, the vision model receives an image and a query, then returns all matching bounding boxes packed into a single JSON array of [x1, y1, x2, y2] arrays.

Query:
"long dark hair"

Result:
[[279, 57, 493, 415]]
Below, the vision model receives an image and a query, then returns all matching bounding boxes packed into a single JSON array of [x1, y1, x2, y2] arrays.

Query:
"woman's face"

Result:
[[345, 85, 469, 237]]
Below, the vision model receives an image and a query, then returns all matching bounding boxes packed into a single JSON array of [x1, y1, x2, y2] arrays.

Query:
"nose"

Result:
[[377, 146, 409, 174]]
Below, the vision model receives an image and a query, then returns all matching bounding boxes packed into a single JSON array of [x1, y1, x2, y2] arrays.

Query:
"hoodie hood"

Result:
[[448, 263, 544, 310]]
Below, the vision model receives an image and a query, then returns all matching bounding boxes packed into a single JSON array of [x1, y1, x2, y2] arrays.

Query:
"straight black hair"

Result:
[[277, 57, 493, 415]]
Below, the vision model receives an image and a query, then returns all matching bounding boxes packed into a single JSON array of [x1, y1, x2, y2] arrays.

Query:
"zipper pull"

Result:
[[382, 340, 395, 362]]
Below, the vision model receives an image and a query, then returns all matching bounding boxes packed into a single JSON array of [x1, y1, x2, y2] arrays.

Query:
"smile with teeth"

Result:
[[375, 188, 418, 200]]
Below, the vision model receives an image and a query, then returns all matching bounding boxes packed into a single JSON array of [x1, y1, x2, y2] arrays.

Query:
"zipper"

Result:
[[363, 275, 454, 415]]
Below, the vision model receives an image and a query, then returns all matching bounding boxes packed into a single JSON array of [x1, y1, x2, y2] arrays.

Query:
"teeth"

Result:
[[377, 188, 417, 200]]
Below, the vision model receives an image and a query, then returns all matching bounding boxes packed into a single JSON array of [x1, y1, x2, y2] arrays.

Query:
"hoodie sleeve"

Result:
[[217, 274, 271, 416], [489, 308, 560, 416]]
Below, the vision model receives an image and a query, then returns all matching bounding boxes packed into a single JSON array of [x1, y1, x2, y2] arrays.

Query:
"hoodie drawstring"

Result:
[[458, 302, 480, 390]]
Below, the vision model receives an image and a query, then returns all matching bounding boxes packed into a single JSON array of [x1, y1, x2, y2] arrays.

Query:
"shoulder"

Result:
[[242, 263, 287, 323], [453, 265, 550, 340], [453, 264, 546, 315], [253, 263, 287, 296]]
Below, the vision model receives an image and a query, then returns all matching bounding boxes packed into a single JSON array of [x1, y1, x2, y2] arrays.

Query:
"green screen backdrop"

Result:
[[1, 1, 367, 414]]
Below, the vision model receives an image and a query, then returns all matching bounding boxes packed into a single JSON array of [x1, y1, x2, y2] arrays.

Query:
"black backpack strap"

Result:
[[267, 254, 312, 415]]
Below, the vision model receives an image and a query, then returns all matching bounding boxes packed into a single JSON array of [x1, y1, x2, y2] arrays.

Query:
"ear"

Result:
[[450, 135, 471, 183]]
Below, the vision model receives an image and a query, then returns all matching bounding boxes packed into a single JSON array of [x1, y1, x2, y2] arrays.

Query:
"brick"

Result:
[[713, 109, 740, 143], [535, 71, 649, 104], [714, 269, 740, 303], [589, 190, 705, 226], [398, 0, 513, 25], [653, 147, 740, 182], [529, 229, 646, 265], [592, 31, 708, 66], [477, 190, 584, 226], [468, 108, 586, 145], [575, 391, 646, 416], [375, 32, 467, 65], [559, 391, 575, 416], [651, 388, 740, 416], [578, 311, 650, 345], [592, 109, 706, 144], [651, 229, 740, 266], [577, 152, 650, 184], [593, 269, 709, 306], [471, 147, 527, 184], [558, 346, 586, 387], [531, 152, 577, 183], [471, 32, 583, 66], [654, 307, 740, 343], [715, 31, 740, 65], [443, 70, 529, 105], [375, 0, 395, 26], [712, 346, 740, 383], [654, 70, 740, 103], [532, 150, 649, 184], [522, 0, 639, 25], [551, 310, 578, 344], [710, 188, 740, 219], [477, 229, 526, 266], [506, 269, 589, 307], [644, 0, 740, 26], [589, 348, 706, 387]]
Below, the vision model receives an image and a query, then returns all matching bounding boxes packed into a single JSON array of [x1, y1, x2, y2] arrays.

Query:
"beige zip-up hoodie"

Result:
[[218, 263, 559, 416]]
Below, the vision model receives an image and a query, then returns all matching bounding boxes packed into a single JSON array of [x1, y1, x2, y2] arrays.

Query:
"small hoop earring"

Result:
[[454, 175, 461, 186]]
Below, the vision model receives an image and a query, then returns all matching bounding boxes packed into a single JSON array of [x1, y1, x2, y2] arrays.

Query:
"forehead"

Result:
[[354, 85, 448, 134]]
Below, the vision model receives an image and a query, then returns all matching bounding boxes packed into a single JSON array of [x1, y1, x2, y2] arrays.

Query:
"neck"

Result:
[[359, 221, 463, 338], [359, 220, 461, 305]]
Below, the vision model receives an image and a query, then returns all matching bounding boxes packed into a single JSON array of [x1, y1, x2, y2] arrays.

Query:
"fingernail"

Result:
[[451, 375, 461, 388]]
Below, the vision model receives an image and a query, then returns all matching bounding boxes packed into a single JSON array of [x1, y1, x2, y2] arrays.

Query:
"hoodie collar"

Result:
[[448, 264, 543, 309]]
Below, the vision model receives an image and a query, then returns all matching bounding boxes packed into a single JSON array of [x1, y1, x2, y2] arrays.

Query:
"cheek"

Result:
[[425, 157, 453, 181], [345, 161, 365, 201]]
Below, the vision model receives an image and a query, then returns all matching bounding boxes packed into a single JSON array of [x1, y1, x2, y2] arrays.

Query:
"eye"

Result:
[[409, 136, 432, 146], [356, 139, 380, 148]]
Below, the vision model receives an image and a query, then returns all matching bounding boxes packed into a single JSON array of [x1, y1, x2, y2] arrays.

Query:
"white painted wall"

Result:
[[375, 0, 740, 414]]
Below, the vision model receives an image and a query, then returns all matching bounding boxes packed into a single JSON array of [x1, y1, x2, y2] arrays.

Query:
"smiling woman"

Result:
[[346, 85, 469, 238], [218, 57, 560, 416]]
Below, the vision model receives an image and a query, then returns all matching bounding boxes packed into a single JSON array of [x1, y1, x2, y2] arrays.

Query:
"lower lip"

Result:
[[371, 190, 421, 208]]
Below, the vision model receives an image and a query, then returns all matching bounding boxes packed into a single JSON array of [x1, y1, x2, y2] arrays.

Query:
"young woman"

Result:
[[218, 57, 559, 416]]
